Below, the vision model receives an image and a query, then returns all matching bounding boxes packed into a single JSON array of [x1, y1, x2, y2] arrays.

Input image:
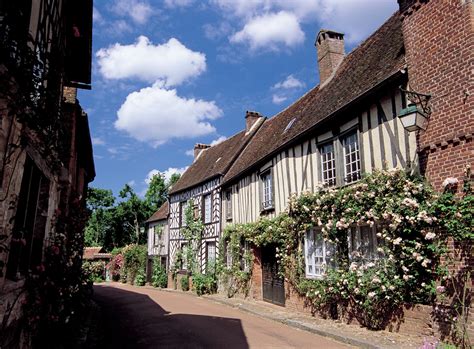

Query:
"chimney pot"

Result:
[[315, 29, 345, 85], [245, 110, 263, 132], [193, 143, 210, 159]]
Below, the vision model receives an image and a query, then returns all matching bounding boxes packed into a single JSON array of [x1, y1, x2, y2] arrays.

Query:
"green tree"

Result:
[[84, 187, 115, 247], [145, 174, 167, 211]]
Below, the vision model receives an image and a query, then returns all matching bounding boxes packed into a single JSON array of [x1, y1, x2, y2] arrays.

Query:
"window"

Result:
[[304, 229, 335, 278], [206, 241, 216, 271], [225, 190, 232, 220], [180, 201, 188, 227], [226, 242, 233, 268], [342, 131, 361, 184], [153, 225, 162, 246], [260, 170, 273, 210], [241, 240, 250, 272], [203, 194, 212, 224], [6, 157, 50, 280], [319, 142, 336, 186], [348, 225, 382, 262], [180, 242, 188, 270]]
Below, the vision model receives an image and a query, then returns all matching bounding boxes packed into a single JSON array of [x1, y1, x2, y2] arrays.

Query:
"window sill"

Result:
[[260, 207, 274, 214]]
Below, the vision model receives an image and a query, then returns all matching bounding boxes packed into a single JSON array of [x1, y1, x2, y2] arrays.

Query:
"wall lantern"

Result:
[[398, 87, 432, 132]]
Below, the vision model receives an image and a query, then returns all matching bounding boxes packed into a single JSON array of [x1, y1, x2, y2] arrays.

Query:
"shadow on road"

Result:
[[92, 285, 249, 349]]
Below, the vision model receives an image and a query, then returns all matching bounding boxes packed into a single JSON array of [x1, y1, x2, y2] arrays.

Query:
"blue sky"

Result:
[[79, 0, 398, 197]]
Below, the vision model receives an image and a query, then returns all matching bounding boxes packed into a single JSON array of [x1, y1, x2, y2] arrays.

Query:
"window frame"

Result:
[[225, 189, 232, 221], [179, 201, 188, 227], [304, 229, 335, 279], [260, 169, 274, 211], [206, 241, 216, 272], [202, 193, 212, 224], [318, 141, 337, 187], [153, 225, 162, 247], [347, 225, 382, 262], [340, 129, 361, 184]]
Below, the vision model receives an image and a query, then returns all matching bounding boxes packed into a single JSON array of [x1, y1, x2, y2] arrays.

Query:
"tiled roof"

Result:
[[83, 246, 104, 260], [224, 12, 405, 183], [146, 201, 169, 223], [169, 121, 263, 194]]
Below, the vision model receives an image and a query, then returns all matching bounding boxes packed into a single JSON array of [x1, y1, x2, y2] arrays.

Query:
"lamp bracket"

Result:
[[400, 87, 432, 115]]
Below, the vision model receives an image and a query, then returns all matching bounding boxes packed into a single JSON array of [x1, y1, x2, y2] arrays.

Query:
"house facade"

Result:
[[145, 201, 170, 281], [0, 0, 94, 346], [222, 12, 415, 306], [167, 116, 264, 281], [215, 0, 472, 339]]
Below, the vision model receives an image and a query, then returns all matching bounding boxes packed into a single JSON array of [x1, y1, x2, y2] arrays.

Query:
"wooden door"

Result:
[[261, 245, 285, 306]]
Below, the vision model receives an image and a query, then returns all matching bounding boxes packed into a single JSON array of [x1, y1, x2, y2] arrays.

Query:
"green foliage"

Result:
[[82, 261, 106, 283], [151, 260, 168, 288], [134, 268, 146, 286], [217, 226, 253, 298], [220, 168, 473, 331], [180, 275, 190, 291], [193, 270, 217, 296], [145, 174, 167, 211], [122, 244, 147, 284], [181, 199, 204, 275]]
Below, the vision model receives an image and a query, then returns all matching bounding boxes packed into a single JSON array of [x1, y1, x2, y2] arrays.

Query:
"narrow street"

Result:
[[93, 283, 352, 349]]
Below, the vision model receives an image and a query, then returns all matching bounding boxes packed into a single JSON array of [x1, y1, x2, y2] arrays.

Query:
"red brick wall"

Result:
[[250, 246, 263, 301], [400, 0, 474, 191]]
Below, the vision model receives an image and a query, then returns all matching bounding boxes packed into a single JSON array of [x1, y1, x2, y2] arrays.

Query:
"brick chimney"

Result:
[[194, 143, 210, 160], [245, 111, 263, 132], [315, 30, 345, 85]]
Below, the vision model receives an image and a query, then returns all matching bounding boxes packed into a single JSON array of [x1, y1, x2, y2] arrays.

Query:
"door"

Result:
[[261, 245, 285, 306]]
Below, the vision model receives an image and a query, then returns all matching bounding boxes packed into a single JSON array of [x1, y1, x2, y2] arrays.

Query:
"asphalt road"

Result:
[[93, 283, 352, 349]]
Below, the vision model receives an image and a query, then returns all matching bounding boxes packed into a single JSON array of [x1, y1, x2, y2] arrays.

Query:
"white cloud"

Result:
[[128, 180, 136, 187], [315, 0, 398, 44], [203, 22, 232, 41], [145, 167, 188, 184], [164, 0, 194, 7], [92, 137, 106, 146], [210, 136, 227, 146], [272, 75, 304, 90], [93, 7, 104, 24], [115, 83, 222, 146], [272, 94, 287, 104], [112, 0, 155, 25], [185, 149, 195, 157], [230, 11, 305, 51], [213, 0, 397, 47], [96, 36, 206, 86]]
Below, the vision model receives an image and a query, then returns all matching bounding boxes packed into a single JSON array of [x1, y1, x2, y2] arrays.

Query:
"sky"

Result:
[[79, 0, 398, 197]]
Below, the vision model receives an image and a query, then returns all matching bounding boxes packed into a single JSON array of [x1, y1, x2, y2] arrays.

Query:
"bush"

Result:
[[152, 260, 168, 288], [106, 253, 124, 281], [82, 261, 105, 283], [180, 275, 189, 291], [134, 268, 146, 286], [192, 272, 217, 296], [122, 244, 147, 284]]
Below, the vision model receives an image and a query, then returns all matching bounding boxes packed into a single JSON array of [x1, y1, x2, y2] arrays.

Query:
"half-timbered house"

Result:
[[217, 1, 473, 340], [167, 114, 264, 276], [221, 12, 414, 306], [145, 201, 169, 282]]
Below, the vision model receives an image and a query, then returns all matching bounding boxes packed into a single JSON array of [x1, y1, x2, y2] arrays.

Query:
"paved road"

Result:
[[93, 283, 352, 349]]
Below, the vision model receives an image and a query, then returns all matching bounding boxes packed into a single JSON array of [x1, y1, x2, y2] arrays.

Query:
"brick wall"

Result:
[[250, 246, 263, 301], [400, 0, 474, 191]]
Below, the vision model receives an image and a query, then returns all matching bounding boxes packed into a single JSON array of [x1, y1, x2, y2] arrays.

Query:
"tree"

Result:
[[145, 174, 167, 211], [168, 173, 181, 190], [84, 187, 115, 247]]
